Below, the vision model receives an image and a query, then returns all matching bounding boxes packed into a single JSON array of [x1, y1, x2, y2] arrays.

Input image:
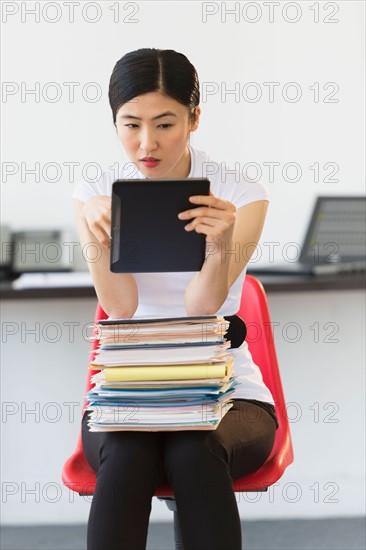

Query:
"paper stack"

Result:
[[85, 315, 237, 431]]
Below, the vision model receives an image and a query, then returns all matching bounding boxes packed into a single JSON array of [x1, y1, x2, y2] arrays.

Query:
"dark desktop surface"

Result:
[[0, 270, 365, 300], [246, 270, 366, 292]]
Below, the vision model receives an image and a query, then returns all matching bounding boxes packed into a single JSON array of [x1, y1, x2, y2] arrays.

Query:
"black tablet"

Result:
[[110, 178, 210, 273]]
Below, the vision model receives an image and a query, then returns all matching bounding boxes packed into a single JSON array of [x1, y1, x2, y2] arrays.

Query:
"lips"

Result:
[[140, 157, 160, 168]]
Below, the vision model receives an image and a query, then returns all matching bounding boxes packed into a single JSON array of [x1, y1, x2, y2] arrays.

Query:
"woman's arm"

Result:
[[74, 198, 138, 318], [183, 199, 269, 315]]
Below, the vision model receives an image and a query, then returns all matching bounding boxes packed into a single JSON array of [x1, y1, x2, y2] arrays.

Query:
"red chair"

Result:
[[62, 275, 294, 543]]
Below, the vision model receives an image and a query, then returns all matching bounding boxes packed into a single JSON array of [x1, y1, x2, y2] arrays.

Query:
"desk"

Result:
[[1, 271, 365, 523], [0, 271, 365, 300]]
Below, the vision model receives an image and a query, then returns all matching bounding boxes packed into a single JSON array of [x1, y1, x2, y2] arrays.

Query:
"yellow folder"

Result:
[[102, 359, 234, 382]]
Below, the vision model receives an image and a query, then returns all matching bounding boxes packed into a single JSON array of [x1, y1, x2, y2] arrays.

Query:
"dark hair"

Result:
[[108, 48, 200, 125]]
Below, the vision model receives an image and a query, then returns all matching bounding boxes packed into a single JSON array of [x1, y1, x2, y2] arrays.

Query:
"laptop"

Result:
[[247, 196, 366, 276]]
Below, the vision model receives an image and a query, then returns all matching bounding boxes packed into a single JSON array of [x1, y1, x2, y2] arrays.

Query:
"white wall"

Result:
[[2, 1, 365, 261], [1, 0, 365, 526], [1, 289, 365, 524]]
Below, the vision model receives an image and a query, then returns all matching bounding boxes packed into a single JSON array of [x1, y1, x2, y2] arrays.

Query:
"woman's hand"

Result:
[[81, 195, 112, 249], [178, 191, 236, 248]]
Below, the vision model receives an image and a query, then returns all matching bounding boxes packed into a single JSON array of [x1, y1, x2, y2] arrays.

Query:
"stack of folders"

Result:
[[85, 315, 237, 432]]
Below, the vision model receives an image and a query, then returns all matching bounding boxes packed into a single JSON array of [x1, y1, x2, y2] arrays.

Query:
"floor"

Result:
[[1, 517, 365, 549]]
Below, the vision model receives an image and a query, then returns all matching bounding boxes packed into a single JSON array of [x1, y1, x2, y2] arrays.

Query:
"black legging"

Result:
[[82, 398, 278, 550]]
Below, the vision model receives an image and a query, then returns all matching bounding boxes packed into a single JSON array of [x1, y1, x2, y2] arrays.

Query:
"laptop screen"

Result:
[[300, 196, 366, 265]]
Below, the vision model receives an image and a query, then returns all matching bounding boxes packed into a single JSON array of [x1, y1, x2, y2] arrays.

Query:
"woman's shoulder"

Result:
[[72, 161, 142, 203], [190, 145, 270, 208]]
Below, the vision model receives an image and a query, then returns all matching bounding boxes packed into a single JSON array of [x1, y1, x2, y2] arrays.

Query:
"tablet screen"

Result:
[[110, 178, 210, 272]]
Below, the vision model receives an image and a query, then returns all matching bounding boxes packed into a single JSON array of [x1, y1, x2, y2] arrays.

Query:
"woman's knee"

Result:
[[163, 432, 229, 480], [99, 431, 163, 472]]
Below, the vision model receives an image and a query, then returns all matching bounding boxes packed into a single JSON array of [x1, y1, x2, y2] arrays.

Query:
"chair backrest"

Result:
[[83, 304, 109, 406], [232, 274, 294, 489], [238, 275, 286, 411], [62, 274, 293, 494]]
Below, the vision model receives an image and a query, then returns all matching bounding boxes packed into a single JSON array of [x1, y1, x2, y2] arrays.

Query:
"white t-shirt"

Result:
[[72, 145, 274, 404]]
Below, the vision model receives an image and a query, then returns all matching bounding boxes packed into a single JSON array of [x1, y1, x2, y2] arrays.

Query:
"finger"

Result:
[[189, 195, 214, 205], [187, 220, 218, 235], [184, 217, 219, 231], [98, 230, 111, 250], [189, 195, 229, 210], [90, 223, 110, 249], [181, 200, 235, 217], [103, 219, 111, 237], [101, 222, 111, 247], [179, 206, 223, 220]]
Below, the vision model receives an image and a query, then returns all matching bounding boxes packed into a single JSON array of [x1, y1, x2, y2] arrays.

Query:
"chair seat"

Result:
[[62, 447, 96, 495], [62, 403, 293, 496]]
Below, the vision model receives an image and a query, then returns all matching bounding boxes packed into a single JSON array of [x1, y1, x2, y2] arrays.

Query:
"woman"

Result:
[[73, 48, 278, 550]]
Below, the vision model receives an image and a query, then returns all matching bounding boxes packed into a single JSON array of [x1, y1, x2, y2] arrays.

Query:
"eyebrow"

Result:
[[119, 111, 178, 121]]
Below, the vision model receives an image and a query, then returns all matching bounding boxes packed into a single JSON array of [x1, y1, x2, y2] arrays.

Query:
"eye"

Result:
[[158, 124, 173, 129], [124, 124, 139, 128]]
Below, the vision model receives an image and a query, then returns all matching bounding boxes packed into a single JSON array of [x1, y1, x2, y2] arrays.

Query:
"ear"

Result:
[[189, 106, 201, 132]]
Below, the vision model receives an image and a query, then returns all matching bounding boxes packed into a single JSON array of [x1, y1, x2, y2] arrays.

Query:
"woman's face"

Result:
[[115, 91, 200, 178]]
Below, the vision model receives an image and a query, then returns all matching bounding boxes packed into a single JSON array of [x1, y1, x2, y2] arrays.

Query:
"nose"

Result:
[[140, 127, 158, 153]]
